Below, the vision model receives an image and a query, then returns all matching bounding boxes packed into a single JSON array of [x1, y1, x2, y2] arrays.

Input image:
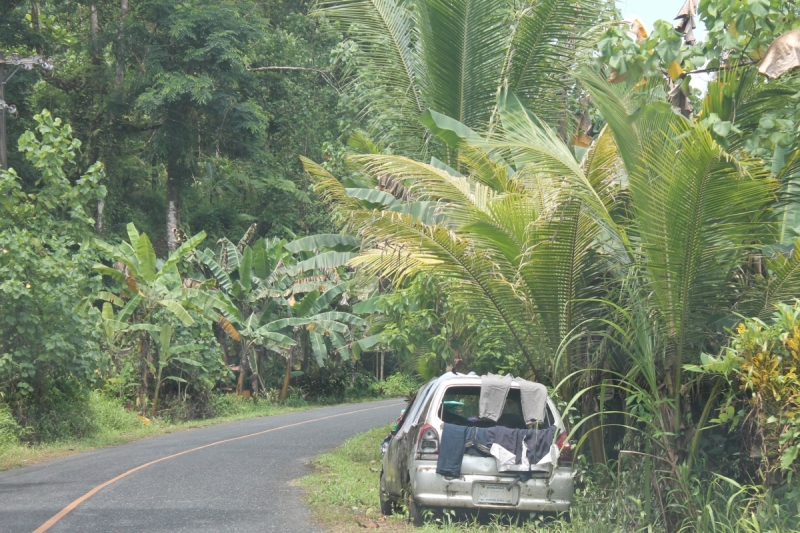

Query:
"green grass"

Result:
[[0, 392, 319, 472], [299, 427, 607, 533]]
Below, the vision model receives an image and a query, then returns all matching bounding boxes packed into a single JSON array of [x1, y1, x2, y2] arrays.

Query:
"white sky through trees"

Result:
[[618, 0, 707, 40]]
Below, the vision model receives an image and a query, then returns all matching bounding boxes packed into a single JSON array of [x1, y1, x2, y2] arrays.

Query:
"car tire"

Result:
[[406, 494, 424, 527], [379, 471, 395, 516]]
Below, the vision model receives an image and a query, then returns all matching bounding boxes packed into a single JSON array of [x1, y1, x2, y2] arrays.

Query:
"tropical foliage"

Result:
[[6, 0, 800, 531], [302, 2, 800, 530], [316, 0, 615, 158]]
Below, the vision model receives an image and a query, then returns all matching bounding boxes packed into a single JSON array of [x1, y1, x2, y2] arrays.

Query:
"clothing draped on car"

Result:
[[436, 423, 558, 478], [479, 374, 548, 424]]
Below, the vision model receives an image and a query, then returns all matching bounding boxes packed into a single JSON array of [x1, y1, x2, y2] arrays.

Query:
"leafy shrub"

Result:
[[0, 111, 105, 404], [377, 372, 420, 397], [208, 393, 261, 418], [86, 392, 141, 433], [0, 403, 23, 447], [283, 391, 310, 408], [697, 301, 800, 485]]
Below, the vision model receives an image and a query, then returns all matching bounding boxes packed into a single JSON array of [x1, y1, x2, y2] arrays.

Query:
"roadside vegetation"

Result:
[[3, 1, 800, 531], [302, 426, 609, 533]]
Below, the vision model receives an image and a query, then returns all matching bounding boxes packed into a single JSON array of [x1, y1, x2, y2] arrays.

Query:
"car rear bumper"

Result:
[[410, 462, 574, 512]]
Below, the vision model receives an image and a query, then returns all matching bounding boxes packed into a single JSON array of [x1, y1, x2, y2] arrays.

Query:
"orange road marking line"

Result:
[[32, 402, 403, 533]]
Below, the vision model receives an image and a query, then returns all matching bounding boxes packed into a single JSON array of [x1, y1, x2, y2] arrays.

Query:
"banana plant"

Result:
[[260, 283, 365, 401], [95, 223, 233, 412], [198, 229, 368, 400], [149, 323, 204, 416]]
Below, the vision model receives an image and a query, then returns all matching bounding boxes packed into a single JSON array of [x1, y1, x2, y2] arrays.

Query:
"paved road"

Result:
[[0, 399, 403, 533]]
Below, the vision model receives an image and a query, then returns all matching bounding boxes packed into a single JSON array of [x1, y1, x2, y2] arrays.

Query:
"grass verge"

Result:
[[0, 393, 344, 472], [300, 427, 608, 533]]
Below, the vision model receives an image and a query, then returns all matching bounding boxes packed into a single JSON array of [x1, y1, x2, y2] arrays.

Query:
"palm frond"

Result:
[[417, 0, 508, 132], [348, 209, 538, 372], [633, 120, 777, 373], [313, 0, 426, 151], [505, 0, 608, 128]]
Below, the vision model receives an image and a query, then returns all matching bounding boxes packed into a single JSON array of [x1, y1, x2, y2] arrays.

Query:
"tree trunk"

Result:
[[236, 345, 251, 396], [96, 200, 104, 235], [583, 389, 607, 465], [138, 332, 151, 414], [115, 0, 129, 90], [280, 354, 292, 403], [166, 197, 178, 252], [30, 2, 43, 55], [165, 108, 191, 253], [151, 367, 163, 417]]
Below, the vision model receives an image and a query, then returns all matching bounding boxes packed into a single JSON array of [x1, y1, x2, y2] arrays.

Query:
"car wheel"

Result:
[[379, 471, 395, 516], [406, 494, 424, 527]]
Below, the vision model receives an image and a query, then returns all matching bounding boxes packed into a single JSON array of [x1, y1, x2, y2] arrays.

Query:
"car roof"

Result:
[[433, 374, 543, 389]]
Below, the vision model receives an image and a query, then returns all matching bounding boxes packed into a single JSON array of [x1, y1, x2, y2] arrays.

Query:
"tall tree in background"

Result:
[[0, 0, 345, 248]]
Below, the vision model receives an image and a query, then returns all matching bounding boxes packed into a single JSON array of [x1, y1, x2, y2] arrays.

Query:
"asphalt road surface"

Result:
[[0, 399, 404, 533]]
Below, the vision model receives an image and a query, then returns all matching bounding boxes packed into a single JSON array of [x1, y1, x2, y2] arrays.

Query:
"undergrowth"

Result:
[[300, 426, 594, 532], [300, 426, 800, 533]]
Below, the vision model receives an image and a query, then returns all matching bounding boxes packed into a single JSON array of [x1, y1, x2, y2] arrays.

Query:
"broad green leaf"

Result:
[[292, 291, 321, 318], [250, 327, 297, 346], [420, 109, 482, 149], [286, 252, 359, 276], [311, 311, 364, 326], [353, 296, 382, 315], [93, 264, 127, 284], [173, 356, 204, 366], [239, 245, 253, 292], [158, 300, 194, 326], [430, 156, 463, 177], [330, 331, 351, 360], [389, 201, 441, 225], [162, 231, 207, 274], [252, 239, 269, 279], [781, 445, 799, 471], [310, 332, 328, 367], [284, 234, 361, 253], [309, 284, 349, 316], [136, 233, 157, 283], [200, 254, 232, 292], [355, 334, 382, 351], [345, 188, 400, 208], [159, 324, 173, 358], [97, 291, 124, 306], [126, 223, 140, 250], [117, 294, 142, 323]]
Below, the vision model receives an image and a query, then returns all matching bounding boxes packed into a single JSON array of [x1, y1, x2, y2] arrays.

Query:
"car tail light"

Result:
[[417, 424, 439, 455], [556, 431, 573, 464]]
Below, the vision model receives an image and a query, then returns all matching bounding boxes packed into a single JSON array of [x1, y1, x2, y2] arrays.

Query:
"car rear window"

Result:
[[438, 385, 554, 429]]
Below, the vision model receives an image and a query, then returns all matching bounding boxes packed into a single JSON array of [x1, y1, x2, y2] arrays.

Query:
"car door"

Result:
[[384, 380, 433, 496]]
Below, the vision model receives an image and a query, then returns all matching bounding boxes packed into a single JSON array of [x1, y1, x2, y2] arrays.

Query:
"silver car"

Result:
[[380, 373, 574, 525]]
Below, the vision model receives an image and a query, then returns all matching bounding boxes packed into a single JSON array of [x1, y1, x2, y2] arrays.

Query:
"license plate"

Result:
[[476, 483, 514, 505]]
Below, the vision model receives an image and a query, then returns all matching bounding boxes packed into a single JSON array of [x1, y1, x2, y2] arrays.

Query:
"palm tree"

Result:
[[304, 66, 800, 479], [315, 0, 612, 159]]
